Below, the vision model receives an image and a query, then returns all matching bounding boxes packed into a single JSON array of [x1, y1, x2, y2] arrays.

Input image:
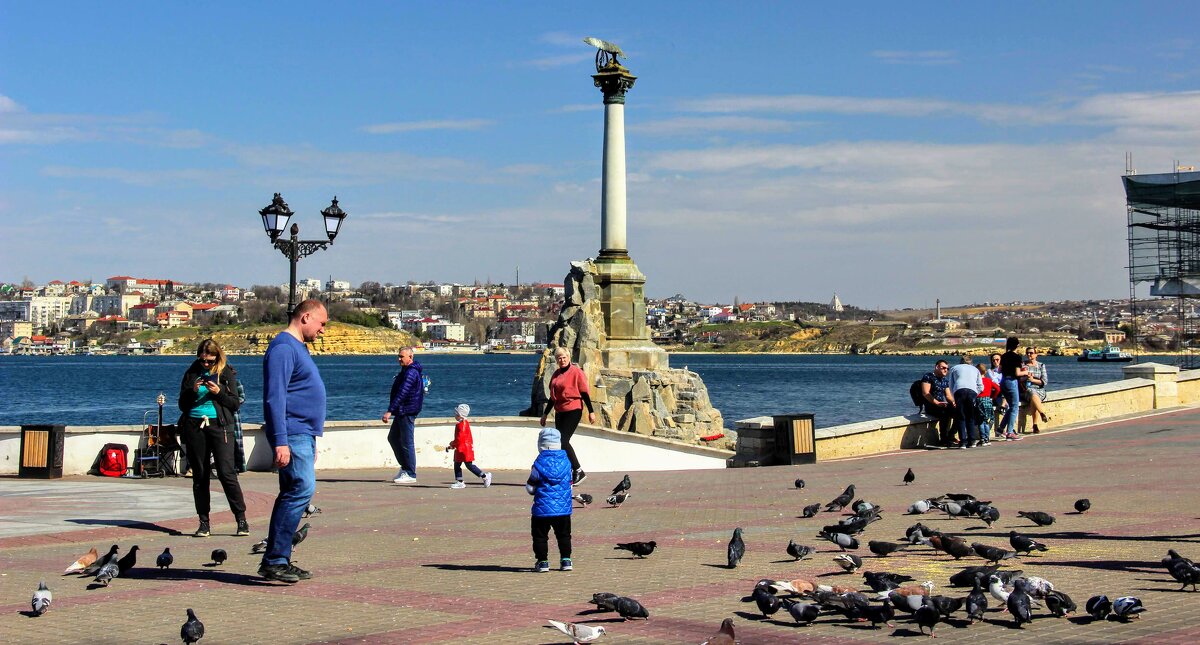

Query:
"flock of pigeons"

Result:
[[30, 503, 322, 643], [548, 470, 1196, 644]]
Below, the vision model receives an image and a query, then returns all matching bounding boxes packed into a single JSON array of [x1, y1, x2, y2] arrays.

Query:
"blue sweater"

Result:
[[263, 332, 327, 448], [528, 449, 573, 517]]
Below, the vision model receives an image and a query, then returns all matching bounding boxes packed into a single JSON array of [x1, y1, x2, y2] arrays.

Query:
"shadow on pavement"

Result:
[[121, 567, 279, 586], [65, 519, 182, 536], [422, 563, 532, 573]]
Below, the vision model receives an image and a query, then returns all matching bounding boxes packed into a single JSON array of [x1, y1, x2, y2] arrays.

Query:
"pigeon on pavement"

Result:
[[94, 558, 119, 586], [589, 592, 620, 612], [888, 590, 926, 615], [825, 484, 855, 511], [303, 503, 322, 518], [613, 596, 649, 620], [727, 528, 745, 568], [1009, 531, 1049, 555], [864, 599, 896, 628], [987, 575, 1011, 603], [1008, 578, 1034, 628], [611, 474, 631, 496], [869, 540, 907, 557], [116, 545, 139, 574], [820, 530, 859, 551], [972, 542, 1017, 564], [752, 586, 782, 617], [606, 492, 630, 507], [1086, 595, 1112, 620], [211, 549, 227, 566], [181, 608, 205, 644], [251, 538, 268, 554], [157, 548, 174, 569], [801, 503, 821, 518], [31, 581, 51, 616], [1073, 498, 1091, 513], [794, 478, 806, 489], [293, 523, 311, 547], [1017, 510, 1056, 527], [1111, 596, 1145, 621], [863, 571, 914, 592], [614, 541, 656, 558], [1168, 558, 1200, 591], [924, 595, 963, 619], [914, 604, 940, 637], [903, 468, 915, 485], [787, 540, 815, 561], [907, 499, 932, 514], [783, 599, 820, 624], [966, 577, 988, 624], [547, 619, 606, 643], [80, 545, 119, 577], [573, 493, 594, 507], [950, 565, 1000, 588], [63, 547, 99, 575], [833, 553, 862, 573], [978, 505, 1001, 528], [1045, 589, 1077, 617], [699, 618, 736, 645]]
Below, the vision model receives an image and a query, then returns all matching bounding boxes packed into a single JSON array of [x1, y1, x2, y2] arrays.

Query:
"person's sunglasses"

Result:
[[200, 358, 216, 364]]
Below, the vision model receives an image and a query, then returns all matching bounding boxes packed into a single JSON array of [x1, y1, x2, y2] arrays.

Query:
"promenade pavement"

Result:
[[2, 408, 1199, 644]]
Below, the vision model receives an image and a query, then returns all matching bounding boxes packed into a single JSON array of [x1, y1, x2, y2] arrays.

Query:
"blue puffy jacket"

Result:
[[387, 360, 424, 416], [528, 449, 573, 517]]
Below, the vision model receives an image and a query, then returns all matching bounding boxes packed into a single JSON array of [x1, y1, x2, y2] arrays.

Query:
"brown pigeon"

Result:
[[63, 547, 98, 574]]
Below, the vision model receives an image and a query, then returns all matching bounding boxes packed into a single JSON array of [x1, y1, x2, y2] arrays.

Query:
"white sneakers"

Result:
[[449, 481, 467, 489], [393, 474, 417, 484], [483, 472, 493, 488]]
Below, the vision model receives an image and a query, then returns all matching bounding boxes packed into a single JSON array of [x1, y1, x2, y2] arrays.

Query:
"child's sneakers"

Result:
[[560, 558, 573, 571], [449, 481, 466, 489], [483, 472, 493, 488], [534, 560, 550, 573]]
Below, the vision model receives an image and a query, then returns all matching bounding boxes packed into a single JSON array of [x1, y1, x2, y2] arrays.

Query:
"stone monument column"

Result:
[[596, 66, 634, 261]]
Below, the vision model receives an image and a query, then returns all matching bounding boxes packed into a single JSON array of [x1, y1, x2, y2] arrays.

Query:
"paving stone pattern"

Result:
[[1, 409, 1199, 643]]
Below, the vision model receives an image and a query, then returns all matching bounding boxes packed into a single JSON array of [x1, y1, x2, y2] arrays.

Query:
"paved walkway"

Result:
[[2, 409, 1199, 644]]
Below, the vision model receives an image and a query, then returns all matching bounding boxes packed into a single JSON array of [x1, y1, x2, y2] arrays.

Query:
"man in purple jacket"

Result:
[[382, 347, 424, 484], [259, 300, 327, 584]]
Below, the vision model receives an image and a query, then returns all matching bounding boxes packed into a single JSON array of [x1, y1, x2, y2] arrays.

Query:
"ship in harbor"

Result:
[[1078, 344, 1133, 362]]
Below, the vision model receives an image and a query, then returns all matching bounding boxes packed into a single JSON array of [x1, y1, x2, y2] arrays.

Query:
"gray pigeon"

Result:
[[157, 548, 174, 569], [81, 545, 119, 576], [1008, 579, 1034, 628], [783, 599, 820, 624], [972, 542, 1017, 564], [589, 592, 620, 612], [1017, 510, 1055, 527], [833, 553, 862, 573], [606, 492, 630, 507], [786, 539, 814, 561], [752, 586, 782, 617], [914, 604, 940, 637], [1086, 595, 1111, 620], [94, 559, 119, 586], [727, 528, 745, 568], [820, 530, 859, 551], [903, 468, 915, 485], [1168, 558, 1200, 591], [31, 581, 51, 616], [1045, 589, 1077, 617], [613, 596, 649, 620], [251, 538, 268, 554], [794, 478, 806, 489], [868, 540, 906, 557], [292, 523, 311, 548], [303, 503, 322, 518], [1110, 596, 1145, 621], [978, 505, 1000, 528], [1009, 531, 1049, 555], [611, 474, 631, 496], [801, 503, 821, 518], [965, 577, 988, 624], [907, 499, 931, 514], [181, 608, 205, 644]]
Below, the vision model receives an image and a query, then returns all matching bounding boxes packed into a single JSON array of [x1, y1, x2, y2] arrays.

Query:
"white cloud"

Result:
[[629, 116, 801, 136], [519, 53, 593, 70], [871, 50, 958, 66], [0, 94, 23, 113], [360, 118, 493, 134]]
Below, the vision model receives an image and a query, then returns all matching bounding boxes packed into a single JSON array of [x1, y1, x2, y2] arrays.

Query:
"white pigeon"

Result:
[[31, 581, 52, 616], [1018, 576, 1055, 599], [547, 619, 606, 643], [987, 575, 1011, 603]]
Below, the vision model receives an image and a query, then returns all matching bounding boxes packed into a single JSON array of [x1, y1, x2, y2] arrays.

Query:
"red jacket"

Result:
[[449, 418, 474, 462]]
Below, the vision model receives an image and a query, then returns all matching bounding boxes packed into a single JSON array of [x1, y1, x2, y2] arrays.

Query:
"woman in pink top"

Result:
[[540, 347, 595, 485]]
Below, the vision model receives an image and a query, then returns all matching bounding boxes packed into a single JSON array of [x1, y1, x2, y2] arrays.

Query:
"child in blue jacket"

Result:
[[526, 427, 573, 572]]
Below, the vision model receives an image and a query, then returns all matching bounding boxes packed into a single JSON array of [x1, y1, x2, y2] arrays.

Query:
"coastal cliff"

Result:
[[143, 322, 418, 355]]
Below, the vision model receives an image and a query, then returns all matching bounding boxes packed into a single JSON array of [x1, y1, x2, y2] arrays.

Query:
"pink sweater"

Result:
[[549, 364, 590, 413]]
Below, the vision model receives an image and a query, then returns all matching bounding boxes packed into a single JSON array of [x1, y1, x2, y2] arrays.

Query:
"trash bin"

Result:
[[772, 414, 816, 465], [19, 424, 66, 479]]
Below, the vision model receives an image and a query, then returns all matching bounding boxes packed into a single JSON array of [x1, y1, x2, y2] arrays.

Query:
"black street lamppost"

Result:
[[258, 192, 348, 315]]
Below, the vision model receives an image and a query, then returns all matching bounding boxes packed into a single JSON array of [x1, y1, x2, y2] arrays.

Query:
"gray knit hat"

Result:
[[538, 427, 562, 450], [454, 403, 470, 418]]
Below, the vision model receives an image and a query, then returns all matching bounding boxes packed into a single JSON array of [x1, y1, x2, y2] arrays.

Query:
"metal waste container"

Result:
[[772, 414, 816, 465], [20, 424, 66, 479]]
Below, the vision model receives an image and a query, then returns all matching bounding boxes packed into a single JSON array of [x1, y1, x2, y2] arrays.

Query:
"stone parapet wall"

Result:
[[0, 416, 732, 477]]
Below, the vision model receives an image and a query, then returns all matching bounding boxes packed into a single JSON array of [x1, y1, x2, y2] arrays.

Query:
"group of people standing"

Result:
[[919, 336, 1050, 449], [177, 301, 592, 579]]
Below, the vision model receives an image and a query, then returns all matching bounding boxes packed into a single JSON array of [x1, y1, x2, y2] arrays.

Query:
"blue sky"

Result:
[[3, 2, 1200, 308]]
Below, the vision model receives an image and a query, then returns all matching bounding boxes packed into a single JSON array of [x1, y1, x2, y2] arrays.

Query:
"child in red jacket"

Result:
[[446, 404, 492, 489]]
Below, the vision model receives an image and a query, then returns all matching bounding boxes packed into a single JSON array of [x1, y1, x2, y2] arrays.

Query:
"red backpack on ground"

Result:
[[98, 443, 128, 477]]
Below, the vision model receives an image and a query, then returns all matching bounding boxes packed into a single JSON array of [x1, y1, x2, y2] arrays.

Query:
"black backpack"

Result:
[[909, 379, 926, 410]]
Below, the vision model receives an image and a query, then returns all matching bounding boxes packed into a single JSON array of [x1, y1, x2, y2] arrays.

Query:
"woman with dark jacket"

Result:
[[178, 338, 248, 538]]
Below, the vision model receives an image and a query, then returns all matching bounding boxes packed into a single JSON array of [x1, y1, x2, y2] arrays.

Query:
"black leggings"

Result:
[[180, 416, 246, 521], [554, 408, 583, 471], [531, 515, 572, 561]]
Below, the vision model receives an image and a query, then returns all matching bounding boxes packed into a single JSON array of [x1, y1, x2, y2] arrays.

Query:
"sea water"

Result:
[[0, 354, 1129, 428]]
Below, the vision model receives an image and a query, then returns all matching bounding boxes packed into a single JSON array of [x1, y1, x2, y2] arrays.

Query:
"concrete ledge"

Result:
[[0, 416, 732, 477]]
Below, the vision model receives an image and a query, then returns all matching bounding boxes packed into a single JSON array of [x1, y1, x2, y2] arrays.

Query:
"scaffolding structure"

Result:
[[1124, 165, 1200, 368]]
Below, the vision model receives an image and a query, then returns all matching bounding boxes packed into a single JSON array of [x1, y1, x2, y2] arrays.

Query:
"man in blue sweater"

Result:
[[259, 299, 328, 584]]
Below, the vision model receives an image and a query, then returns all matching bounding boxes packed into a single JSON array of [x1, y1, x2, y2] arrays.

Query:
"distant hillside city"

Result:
[[0, 275, 1162, 356]]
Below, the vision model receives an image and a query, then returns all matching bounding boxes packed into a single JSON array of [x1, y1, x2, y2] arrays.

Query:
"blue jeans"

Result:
[[388, 415, 417, 478], [1000, 377, 1021, 436], [952, 389, 980, 444], [262, 433, 316, 567]]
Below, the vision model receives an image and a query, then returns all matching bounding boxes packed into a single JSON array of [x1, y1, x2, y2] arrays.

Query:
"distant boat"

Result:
[[1078, 344, 1133, 362]]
